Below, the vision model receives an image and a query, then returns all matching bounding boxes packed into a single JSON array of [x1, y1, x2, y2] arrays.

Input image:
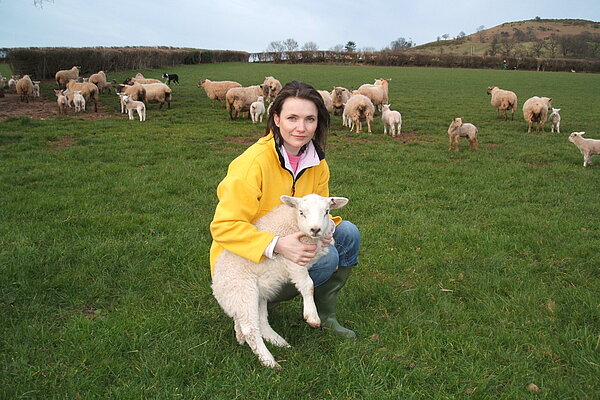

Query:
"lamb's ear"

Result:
[[329, 197, 349, 209], [280, 195, 299, 208], [580, 132, 586, 136]]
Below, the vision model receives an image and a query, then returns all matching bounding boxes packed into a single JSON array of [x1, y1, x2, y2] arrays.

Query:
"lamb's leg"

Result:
[[557, 122, 560, 134], [367, 120, 372, 133], [288, 267, 320, 328], [258, 297, 291, 348], [448, 136, 453, 151], [233, 318, 245, 345]]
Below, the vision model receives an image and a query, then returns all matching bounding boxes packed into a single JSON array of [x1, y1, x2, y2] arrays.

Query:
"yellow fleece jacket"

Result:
[[209, 133, 341, 276]]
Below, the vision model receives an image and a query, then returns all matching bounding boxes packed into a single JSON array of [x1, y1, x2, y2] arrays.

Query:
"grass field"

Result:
[[1, 62, 599, 399]]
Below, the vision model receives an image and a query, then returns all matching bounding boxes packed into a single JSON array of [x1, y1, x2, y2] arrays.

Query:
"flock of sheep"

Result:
[[1, 67, 598, 167]]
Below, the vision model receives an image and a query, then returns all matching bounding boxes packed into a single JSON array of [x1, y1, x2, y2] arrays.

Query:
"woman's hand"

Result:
[[275, 231, 317, 266]]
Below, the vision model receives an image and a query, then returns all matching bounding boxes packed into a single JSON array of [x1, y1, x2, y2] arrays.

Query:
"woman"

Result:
[[210, 80, 360, 338]]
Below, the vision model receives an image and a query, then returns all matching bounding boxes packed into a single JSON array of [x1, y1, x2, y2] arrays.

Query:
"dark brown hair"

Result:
[[265, 80, 330, 152]]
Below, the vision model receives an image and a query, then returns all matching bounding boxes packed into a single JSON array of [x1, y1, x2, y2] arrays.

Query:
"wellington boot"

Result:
[[314, 267, 356, 339]]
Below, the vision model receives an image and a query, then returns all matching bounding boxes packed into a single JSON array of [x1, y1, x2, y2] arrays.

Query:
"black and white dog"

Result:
[[162, 73, 179, 85]]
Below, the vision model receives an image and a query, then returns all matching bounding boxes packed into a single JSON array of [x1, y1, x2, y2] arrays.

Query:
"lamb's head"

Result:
[[569, 132, 585, 144], [257, 96, 264, 103], [54, 89, 62, 97], [551, 108, 561, 114], [450, 117, 463, 129], [382, 104, 391, 112], [280, 194, 349, 239], [122, 95, 131, 103], [486, 86, 496, 95]]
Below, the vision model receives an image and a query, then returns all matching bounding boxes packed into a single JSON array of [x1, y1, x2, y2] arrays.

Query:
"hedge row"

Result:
[[252, 50, 600, 73], [4, 47, 250, 79]]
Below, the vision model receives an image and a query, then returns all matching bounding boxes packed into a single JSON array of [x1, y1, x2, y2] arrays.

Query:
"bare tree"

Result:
[[283, 38, 299, 52], [330, 44, 344, 52], [33, 0, 54, 7], [390, 37, 415, 51], [531, 39, 546, 58], [441, 33, 450, 40], [477, 25, 486, 42], [302, 41, 319, 51]]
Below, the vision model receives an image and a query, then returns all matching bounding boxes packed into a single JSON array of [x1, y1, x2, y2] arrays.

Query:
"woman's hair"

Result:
[[265, 80, 330, 151]]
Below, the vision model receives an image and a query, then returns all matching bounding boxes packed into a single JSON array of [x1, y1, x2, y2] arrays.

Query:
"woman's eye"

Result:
[[307, 117, 316, 122]]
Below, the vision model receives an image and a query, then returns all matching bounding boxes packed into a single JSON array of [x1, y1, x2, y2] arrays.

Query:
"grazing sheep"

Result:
[[523, 96, 553, 133], [343, 94, 375, 133], [162, 73, 179, 85], [225, 85, 265, 120], [54, 89, 68, 115], [486, 86, 518, 120], [73, 90, 86, 112], [568, 132, 600, 167], [117, 83, 146, 111], [448, 117, 478, 151], [250, 96, 266, 124], [55, 66, 81, 89], [66, 80, 99, 112], [549, 108, 561, 133], [317, 90, 334, 113], [16, 75, 35, 103], [197, 79, 242, 107], [263, 76, 282, 101], [382, 104, 402, 137], [121, 95, 146, 122], [89, 71, 110, 94], [212, 193, 349, 369], [140, 82, 172, 109], [331, 86, 351, 115], [357, 78, 390, 112]]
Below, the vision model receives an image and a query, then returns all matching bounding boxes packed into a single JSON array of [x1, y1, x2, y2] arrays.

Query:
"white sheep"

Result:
[[16, 75, 35, 103], [140, 82, 172, 109], [448, 117, 478, 151], [54, 89, 68, 115], [568, 132, 600, 167], [549, 108, 561, 133], [357, 78, 390, 112], [486, 86, 518, 120], [381, 104, 402, 137], [523, 96, 553, 133], [121, 95, 146, 122], [8, 75, 19, 93], [212, 193, 349, 369], [73, 90, 86, 112], [55, 66, 81, 89], [89, 71, 109, 94], [66, 80, 100, 112], [225, 85, 265, 120], [317, 90, 334, 113], [331, 86, 351, 115], [250, 96, 265, 124], [197, 79, 242, 107], [343, 93, 375, 133], [263, 76, 282, 101], [117, 83, 146, 112]]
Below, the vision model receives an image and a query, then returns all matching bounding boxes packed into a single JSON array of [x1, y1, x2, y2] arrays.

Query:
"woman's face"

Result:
[[274, 97, 318, 156]]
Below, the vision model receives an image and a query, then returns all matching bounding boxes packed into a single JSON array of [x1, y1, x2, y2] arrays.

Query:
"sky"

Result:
[[1, 0, 599, 53]]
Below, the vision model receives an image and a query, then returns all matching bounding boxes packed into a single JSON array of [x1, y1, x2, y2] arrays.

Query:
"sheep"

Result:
[[197, 79, 242, 107], [357, 78, 390, 112], [331, 86, 351, 115], [549, 108, 561, 133], [212, 193, 349, 369], [8, 75, 19, 93], [486, 86, 518, 121], [54, 89, 68, 115], [382, 104, 402, 137], [162, 73, 179, 85], [140, 82, 172, 109], [66, 80, 100, 112], [263, 76, 282, 101], [121, 95, 146, 122], [55, 66, 81, 89], [0, 76, 5, 98], [89, 71, 110, 94], [126, 77, 162, 85], [225, 85, 265, 120], [32, 81, 41, 98], [448, 117, 478, 151], [73, 90, 86, 112], [16, 75, 35, 103], [568, 132, 600, 167], [250, 96, 266, 124], [317, 90, 334, 113], [523, 96, 553, 133], [117, 83, 146, 111], [343, 93, 375, 133]]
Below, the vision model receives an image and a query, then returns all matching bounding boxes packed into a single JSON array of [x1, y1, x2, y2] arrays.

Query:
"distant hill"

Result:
[[410, 19, 600, 60]]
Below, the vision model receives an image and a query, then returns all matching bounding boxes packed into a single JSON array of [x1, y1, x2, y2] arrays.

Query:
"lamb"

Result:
[[331, 86, 351, 115], [357, 78, 390, 112], [549, 108, 561, 133], [317, 90, 334, 113], [73, 90, 86, 112], [568, 132, 600, 167], [16, 75, 35, 103], [263, 76, 282, 101], [0, 77, 5, 98], [89, 71, 110, 94], [250, 96, 266, 124], [197, 79, 242, 107], [343, 94, 375, 133], [121, 94, 146, 122], [522, 96, 553, 133], [212, 193, 349, 369], [225, 85, 265, 120], [55, 66, 81, 89], [162, 73, 179, 85], [140, 82, 172, 109], [486, 86, 518, 121], [381, 104, 402, 137], [66, 80, 100, 112], [54, 89, 68, 115], [117, 83, 146, 112], [448, 117, 478, 151], [32, 81, 41, 98], [8, 75, 19, 93]]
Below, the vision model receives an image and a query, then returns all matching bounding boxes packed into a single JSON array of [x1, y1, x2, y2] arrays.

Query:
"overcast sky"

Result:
[[1, 0, 599, 53]]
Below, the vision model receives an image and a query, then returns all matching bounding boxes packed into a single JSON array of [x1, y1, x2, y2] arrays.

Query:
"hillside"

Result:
[[411, 19, 600, 60]]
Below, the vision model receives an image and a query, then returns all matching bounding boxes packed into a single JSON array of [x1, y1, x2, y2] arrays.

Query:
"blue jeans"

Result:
[[309, 220, 360, 287]]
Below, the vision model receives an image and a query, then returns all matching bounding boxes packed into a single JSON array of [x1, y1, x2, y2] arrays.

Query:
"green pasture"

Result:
[[1, 62, 599, 399]]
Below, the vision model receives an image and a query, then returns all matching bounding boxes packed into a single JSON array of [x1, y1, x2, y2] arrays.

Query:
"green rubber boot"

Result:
[[314, 267, 356, 339]]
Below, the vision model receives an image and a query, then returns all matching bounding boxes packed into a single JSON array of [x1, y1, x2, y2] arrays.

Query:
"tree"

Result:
[[547, 34, 559, 57], [477, 25, 486, 43], [266, 41, 285, 62], [283, 38, 298, 52], [330, 44, 344, 52], [390, 37, 414, 51], [441, 34, 450, 40], [487, 34, 500, 56], [345, 41, 357, 52], [302, 41, 319, 51], [531, 39, 546, 57], [33, 0, 54, 6]]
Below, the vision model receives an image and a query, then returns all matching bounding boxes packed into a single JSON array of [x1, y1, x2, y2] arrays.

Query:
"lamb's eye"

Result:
[[299, 210, 304, 216], [324, 209, 330, 215]]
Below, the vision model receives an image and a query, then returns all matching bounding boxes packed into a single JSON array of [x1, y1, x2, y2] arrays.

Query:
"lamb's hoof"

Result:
[[261, 358, 282, 369], [305, 315, 321, 328]]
